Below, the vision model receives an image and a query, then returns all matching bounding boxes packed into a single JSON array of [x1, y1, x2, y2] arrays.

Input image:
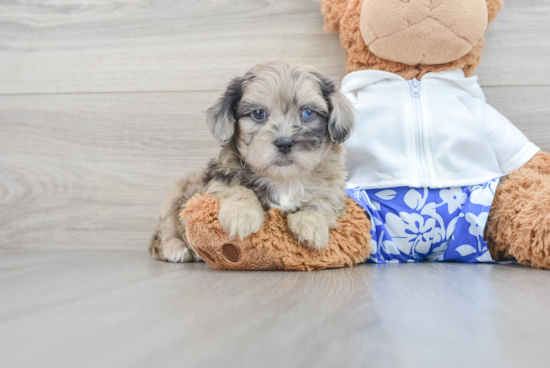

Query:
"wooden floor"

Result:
[[1, 249, 549, 368], [1, 1, 550, 367]]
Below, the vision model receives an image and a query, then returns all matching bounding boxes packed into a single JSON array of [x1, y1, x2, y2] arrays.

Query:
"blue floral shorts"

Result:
[[346, 178, 501, 264]]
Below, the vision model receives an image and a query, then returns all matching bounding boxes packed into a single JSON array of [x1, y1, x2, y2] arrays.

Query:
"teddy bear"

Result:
[[320, 0, 549, 269], [182, 0, 550, 270]]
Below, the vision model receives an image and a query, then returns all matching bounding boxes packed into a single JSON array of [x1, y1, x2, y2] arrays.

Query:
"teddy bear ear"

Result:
[[486, 0, 504, 24], [320, 0, 349, 33]]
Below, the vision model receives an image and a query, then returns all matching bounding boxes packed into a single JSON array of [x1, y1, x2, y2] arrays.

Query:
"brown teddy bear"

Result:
[[183, 0, 549, 270], [321, 0, 549, 269]]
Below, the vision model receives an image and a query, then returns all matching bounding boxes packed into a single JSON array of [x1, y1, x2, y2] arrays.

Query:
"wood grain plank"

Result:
[[0, 249, 184, 321], [0, 0, 346, 94], [0, 0, 548, 95], [0, 86, 548, 252], [0, 91, 220, 251], [477, 0, 550, 86], [0, 252, 549, 368], [484, 86, 550, 150]]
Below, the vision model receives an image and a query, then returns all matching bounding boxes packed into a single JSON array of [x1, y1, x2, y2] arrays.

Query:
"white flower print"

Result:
[[375, 190, 397, 201], [385, 212, 437, 257], [404, 188, 428, 210], [465, 212, 488, 237], [372, 230, 401, 256], [439, 187, 468, 214], [476, 251, 493, 262], [351, 180, 497, 264], [359, 190, 381, 212], [382, 240, 401, 255], [427, 240, 451, 261], [372, 215, 383, 227], [369, 238, 378, 255], [420, 202, 446, 244], [470, 179, 499, 206], [445, 216, 459, 240], [370, 200, 382, 211], [454, 245, 477, 257]]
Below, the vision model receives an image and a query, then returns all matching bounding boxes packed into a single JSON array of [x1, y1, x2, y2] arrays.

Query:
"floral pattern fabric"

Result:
[[346, 178, 500, 264]]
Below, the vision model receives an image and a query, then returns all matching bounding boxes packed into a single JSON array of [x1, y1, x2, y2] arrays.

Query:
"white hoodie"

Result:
[[342, 69, 540, 189]]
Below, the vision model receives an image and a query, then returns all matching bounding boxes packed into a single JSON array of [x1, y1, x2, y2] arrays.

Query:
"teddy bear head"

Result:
[[322, 0, 503, 79]]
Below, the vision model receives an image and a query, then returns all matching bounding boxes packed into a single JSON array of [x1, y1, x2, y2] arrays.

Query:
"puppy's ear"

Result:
[[316, 75, 355, 145], [327, 90, 355, 144], [206, 76, 245, 145]]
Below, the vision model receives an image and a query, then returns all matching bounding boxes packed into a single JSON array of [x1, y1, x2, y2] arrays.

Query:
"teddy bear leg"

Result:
[[486, 152, 550, 269]]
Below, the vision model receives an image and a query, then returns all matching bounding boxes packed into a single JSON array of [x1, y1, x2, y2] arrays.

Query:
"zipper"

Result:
[[408, 78, 430, 187]]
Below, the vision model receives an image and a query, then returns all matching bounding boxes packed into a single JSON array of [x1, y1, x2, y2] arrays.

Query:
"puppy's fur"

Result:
[[149, 60, 355, 263]]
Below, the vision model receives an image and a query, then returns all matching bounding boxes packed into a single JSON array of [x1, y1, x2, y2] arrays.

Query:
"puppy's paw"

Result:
[[218, 198, 265, 239], [161, 238, 196, 263], [287, 211, 330, 250]]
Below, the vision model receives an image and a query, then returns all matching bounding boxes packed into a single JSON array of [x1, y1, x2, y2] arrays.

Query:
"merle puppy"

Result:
[[150, 60, 355, 262]]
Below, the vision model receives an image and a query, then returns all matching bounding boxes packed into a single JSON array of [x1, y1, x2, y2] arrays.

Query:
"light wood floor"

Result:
[[1, 1, 550, 367], [1, 249, 550, 368]]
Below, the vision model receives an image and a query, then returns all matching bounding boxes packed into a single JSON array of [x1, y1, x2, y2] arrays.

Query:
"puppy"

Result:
[[149, 60, 354, 263]]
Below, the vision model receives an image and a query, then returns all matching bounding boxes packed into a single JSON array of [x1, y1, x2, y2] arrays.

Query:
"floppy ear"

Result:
[[206, 76, 245, 146], [315, 75, 354, 145], [328, 91, 355, 144]]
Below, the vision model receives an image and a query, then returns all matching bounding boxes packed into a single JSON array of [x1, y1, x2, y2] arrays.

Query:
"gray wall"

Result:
[[1, 0, 549, 251]]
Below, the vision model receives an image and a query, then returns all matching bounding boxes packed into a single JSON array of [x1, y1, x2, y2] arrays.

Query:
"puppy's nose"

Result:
[[274, 138, 294, 154]]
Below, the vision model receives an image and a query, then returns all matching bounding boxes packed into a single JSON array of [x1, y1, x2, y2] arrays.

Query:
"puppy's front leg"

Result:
[[287, 210, 338, 250], [208, 181, 265, 239]]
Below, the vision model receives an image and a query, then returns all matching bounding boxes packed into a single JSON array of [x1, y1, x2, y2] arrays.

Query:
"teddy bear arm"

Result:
[[520, 150, 550, 176], [487, 151, 550, 269]]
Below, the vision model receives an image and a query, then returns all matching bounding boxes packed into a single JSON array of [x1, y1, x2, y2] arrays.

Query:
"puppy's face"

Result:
[[207, 61, 354, 179]]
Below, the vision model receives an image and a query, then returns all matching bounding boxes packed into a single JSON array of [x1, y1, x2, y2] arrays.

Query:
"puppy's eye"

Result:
[[252, 109, 267, 121], [302, 108, 315, 120]]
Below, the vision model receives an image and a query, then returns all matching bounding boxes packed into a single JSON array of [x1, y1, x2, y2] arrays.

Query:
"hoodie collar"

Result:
[[340, 70, 405, 94], [341, 69, 485, 102]]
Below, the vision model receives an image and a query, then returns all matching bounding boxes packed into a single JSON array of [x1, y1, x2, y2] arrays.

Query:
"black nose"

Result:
[[274, 138, 294, 154]]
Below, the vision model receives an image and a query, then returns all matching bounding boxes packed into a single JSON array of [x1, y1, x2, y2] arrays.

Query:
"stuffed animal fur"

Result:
[[321, 0, 550, 269], [183, 0, 550, 270], [182, 195, 372, 271], [322, 0, 504, 79]]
